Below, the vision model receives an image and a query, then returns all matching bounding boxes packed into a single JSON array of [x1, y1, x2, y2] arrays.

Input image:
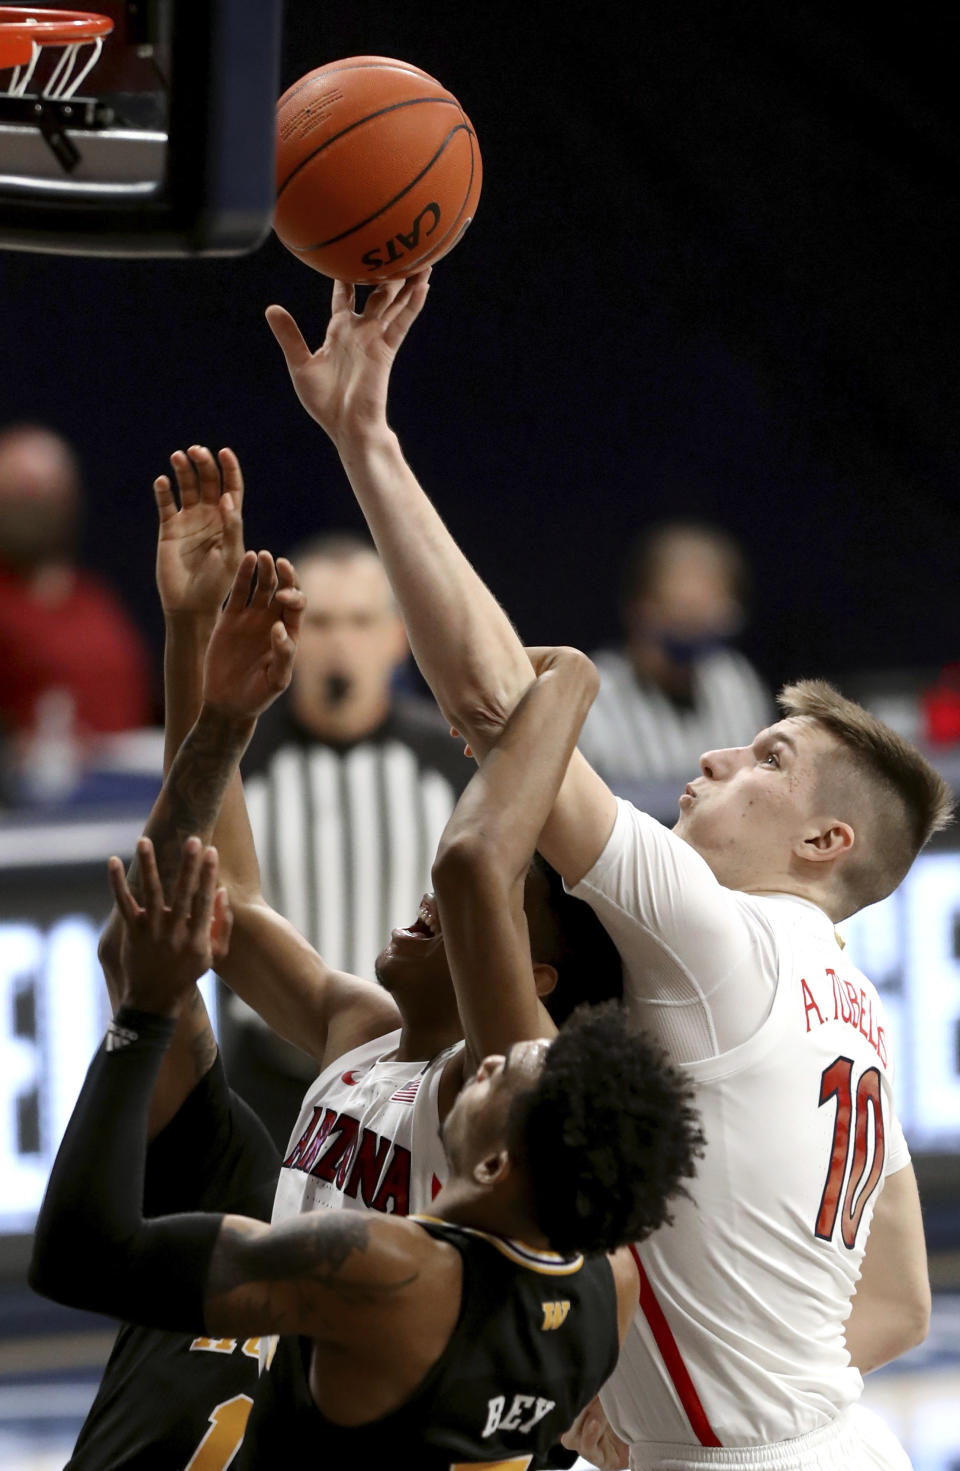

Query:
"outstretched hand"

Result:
[[108, 836, 232, 1016], [265, 271, 431, 446], [201, 550, 305, 720], [155, 445, 246, 618]]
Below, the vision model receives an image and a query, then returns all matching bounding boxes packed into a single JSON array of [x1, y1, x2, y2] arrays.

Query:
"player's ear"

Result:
[[532, 962, 558, 1000], [473, 1148, 511, 1188], [797, 820, 855, 863]]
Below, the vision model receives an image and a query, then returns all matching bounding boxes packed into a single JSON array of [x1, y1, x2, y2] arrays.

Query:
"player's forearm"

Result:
[[844, 1286, 930, 1373], [30, 1007, 221, 1329], [138, 704, 256, 898], [213, 901, 333, 1063], [434, 653, 599, 885], [335, 426, 535, 752], [163, 613, 215, 773], [163, 613, 262, 895]]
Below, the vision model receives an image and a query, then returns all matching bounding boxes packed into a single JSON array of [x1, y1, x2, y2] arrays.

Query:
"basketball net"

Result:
[[0, 8, 112, 99]]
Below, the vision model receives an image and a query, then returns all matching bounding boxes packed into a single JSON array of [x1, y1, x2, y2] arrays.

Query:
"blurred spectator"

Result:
[[224, 532, 469, 1146], [578, 519, 773, 784], [0, 423, 154, 803]]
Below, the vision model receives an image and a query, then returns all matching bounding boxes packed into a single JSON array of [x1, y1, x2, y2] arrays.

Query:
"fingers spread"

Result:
[[270, 617, 294, 667], [170, 448, 200, 508], [265, 304, 311, 366], [381, 270, 431, 350], [217, 447, 245, 513], [226, 549, 258, 610], [251, 550, 278, 607], [169, 835, 203, 937], [331, 278, 356, 316], [364, 278, 406, 320], [136, 837, 166, 932], [188, 445, 222, 505], [154, 475, 177, 523], [188, 847, 219, 954], [108, 856, 142, 925], [210, 886, 234, 961]]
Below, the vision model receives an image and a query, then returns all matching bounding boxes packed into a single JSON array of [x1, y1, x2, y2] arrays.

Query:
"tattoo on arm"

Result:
[[125, 707, 253, 901], [207, 1214, 419, 1331]]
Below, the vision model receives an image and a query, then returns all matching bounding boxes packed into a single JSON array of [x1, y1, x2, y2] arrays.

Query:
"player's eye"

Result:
[[761, 750, 780, 767]]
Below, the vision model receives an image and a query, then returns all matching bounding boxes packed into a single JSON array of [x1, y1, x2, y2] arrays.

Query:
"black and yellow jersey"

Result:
[[65, 1056, 280, 1471], [235, 1215, 619, 1470]]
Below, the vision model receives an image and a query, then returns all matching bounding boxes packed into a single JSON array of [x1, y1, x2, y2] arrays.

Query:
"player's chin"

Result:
[[374, 932, 449, 991]]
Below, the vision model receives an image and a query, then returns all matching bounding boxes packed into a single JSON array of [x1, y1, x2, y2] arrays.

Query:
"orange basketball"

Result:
[[274, 56, 482, 283]]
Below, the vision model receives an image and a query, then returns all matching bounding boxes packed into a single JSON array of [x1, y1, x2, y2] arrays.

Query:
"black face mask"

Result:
[[656, 631, 727, 667]]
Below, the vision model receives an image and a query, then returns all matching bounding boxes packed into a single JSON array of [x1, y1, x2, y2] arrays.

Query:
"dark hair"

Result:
[[507, 1002, 704, 1255], [525, 854, 623, 1024]]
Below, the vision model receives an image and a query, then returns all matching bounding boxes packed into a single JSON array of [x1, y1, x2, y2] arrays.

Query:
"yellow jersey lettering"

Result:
[[188, 1337, 238, 1355], [183, 1393, 253, 1471], [540, 1299, 571, 1331], [449, 1459, 532, 1471]]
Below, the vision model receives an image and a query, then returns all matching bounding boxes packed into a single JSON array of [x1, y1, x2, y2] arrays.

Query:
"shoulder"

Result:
[[300, 1209, 461, 1293]]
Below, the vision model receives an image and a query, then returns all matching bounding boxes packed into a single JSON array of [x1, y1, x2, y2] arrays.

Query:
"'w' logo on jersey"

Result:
[[540, 1299, 571, 1331]]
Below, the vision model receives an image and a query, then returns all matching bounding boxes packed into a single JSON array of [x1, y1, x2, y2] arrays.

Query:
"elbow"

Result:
[[905, 1281, 932, 1351], [28, 1228, 78, 1307], [445, 677, 536, 748], [432, 831, 509, 909]]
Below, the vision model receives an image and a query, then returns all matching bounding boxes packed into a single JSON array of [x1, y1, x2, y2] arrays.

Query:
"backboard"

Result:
[[0, 0, 283, 256]]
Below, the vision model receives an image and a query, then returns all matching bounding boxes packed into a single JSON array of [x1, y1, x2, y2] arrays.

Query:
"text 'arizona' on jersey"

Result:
[[272, 1029, 461, 1225]]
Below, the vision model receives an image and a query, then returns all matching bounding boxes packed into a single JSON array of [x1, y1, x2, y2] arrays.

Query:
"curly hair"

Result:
[[526, 854, 623, 1024], [507, 1002, 704, 1255]]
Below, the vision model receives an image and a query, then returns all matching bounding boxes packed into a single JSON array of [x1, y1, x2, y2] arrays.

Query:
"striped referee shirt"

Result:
[[241, 694, 469, 981], [578, 646, 773, 783]]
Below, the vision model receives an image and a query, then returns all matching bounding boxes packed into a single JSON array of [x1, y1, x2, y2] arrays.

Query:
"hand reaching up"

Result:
[[201, 551, 305, 721], [108, 836, 232, 1017], [265, 271, 432, 447], [154, 445, 246, 619]]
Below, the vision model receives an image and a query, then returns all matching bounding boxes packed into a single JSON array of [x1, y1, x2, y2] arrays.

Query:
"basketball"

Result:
[[274, 55, 482, 283]]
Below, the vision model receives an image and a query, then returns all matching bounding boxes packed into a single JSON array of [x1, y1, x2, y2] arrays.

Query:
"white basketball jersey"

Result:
[[572, 800, 910, 1452], [271, 1029, 462, 1225]]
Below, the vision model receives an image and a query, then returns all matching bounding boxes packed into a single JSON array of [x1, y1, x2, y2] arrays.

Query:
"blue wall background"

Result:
[[0, 0, 956, 710]]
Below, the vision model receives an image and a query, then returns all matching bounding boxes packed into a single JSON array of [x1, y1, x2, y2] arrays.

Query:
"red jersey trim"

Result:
[[629, 1245, 722, 1448]]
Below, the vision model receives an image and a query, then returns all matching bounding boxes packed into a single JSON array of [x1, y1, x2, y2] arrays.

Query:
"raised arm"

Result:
[[97, 447, 249, 1135], [32, 840, 439, 1357], [266, 280, 618, 888], [150, 446, 398, 1066], [103, 548, 317, 1134], [431, 646, 599, 1062]]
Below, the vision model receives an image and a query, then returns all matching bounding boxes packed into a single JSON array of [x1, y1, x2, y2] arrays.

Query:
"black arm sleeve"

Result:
[[29, 1006, 223, 1333]]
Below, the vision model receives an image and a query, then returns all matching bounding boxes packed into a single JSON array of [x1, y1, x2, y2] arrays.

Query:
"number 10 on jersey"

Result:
[[815, 1056, 886, 1249]]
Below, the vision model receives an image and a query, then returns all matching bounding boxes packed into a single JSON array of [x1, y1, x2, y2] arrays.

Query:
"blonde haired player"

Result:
[[264, 271, 953, 1471]]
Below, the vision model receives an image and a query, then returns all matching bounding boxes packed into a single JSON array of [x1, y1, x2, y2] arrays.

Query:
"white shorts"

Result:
[[628, 1404, 913, 1471]]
